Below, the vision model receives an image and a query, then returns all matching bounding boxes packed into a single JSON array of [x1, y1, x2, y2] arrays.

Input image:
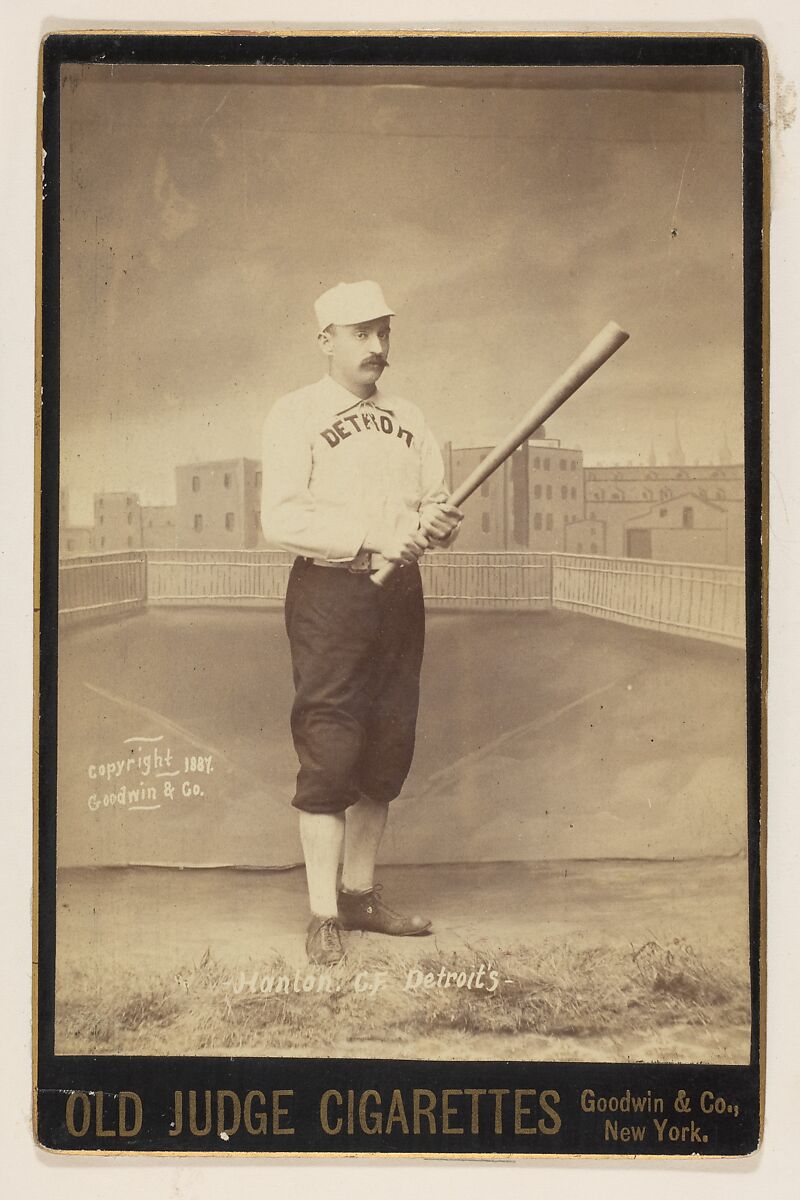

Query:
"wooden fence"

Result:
[[58, 549, 746, 645], [421, 552, 551, 610], [145, 549, 294, 606], [57, 551, 147, 624], [550, 554, 746, 647], [142, 549, 551, 611]]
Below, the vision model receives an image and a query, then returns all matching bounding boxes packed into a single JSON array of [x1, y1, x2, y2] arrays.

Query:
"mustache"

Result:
[[362, 356, 389, 368]]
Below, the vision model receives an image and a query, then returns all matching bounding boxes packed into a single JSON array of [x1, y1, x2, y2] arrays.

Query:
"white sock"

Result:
[[299, 811, 345, 918], [341, 795, 388, 894]]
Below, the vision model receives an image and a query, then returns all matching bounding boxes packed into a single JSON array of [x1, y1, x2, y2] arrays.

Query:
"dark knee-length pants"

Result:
[[284, 558, 426, 814]]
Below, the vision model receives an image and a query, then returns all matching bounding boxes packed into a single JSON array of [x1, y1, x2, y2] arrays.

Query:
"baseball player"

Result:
[[261, 280, 462, 965]]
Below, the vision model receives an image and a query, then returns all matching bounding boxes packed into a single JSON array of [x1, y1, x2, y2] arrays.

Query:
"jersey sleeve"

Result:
[[419, 417, 450, 506], [417, 416, 461, 548], [260, 397, 366, 561], [417, 418, 449, 506]]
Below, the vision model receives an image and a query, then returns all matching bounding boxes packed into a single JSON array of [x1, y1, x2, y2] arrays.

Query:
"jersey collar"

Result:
[[320, 374, 395, 418]]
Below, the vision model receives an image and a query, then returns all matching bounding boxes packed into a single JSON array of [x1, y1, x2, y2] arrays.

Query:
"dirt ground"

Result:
[[56, 608, 748, 869], [55, 855, 751, 1063]]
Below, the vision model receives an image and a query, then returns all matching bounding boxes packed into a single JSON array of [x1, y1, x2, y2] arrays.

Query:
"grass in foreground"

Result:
[[56, 936, 750, 1058]]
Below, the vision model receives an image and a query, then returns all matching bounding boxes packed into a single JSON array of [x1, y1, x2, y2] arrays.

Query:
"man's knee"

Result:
[[292, 778, 360, 815], [352, 790, 392, 811]]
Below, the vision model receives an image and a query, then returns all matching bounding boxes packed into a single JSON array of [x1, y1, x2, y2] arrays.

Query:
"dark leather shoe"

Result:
[[306, 915, 345, 965], [338, 885, 432, 936]]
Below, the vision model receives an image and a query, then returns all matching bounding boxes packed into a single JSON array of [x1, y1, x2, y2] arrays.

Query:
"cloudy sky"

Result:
[[59, 63, 744, 521]]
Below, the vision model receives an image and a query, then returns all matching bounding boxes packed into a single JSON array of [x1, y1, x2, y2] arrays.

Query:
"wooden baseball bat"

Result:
[[371, 320, 630, 587]]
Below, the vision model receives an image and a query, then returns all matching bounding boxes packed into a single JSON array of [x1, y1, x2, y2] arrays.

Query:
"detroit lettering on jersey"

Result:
[[260, 375, 448, 562], [320, 410, 414, 449]]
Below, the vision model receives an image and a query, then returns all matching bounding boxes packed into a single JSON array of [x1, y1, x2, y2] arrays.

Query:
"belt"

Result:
[[305, 550, 376, 574]]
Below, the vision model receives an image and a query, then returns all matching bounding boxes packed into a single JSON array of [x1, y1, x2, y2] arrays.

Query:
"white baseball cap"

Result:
[[314, 280, 395, 332]]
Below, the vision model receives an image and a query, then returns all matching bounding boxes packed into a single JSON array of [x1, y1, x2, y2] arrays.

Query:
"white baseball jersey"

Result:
[[261, 374, 448, 562]]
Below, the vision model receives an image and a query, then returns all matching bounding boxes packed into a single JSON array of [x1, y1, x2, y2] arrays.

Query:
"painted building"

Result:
[[623, 493, 730, 564], [444, 441, 529, 551], [174, 458, 264, 549], [583, 464, 743, 506], [60, 526, 94, 556], [582, 465, 744, 565], [444, 431, 584, 552], [527, 440, 585, 551], [565, 519, 607, 556], [59, 488, 94, 556], [93, 492, 143, 553], [141, 505, 177, 549]]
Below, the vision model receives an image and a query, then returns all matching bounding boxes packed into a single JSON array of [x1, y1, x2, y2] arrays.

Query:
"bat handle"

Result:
[[371, 556, 408, 587]]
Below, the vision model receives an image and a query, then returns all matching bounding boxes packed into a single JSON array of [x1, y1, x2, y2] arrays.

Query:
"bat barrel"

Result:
[[451, 322, 628, 506], [371, 320, 629, 588]]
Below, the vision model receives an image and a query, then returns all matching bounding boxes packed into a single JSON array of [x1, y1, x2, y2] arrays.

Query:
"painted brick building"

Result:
[[93, 492, 143, 553], [141, 505, 177, 549], [579, 465, 744, 565], [174, 458, 265, 549], [446, 448, 744, 566], [623, 493, 730, 565], [59, 489, 94, 556], [444, 430, 584, 552]]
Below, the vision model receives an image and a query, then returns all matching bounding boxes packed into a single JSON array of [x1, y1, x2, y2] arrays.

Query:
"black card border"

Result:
[[34, 29, 767, 1158]]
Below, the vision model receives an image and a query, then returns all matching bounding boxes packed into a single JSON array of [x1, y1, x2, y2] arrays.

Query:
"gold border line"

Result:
[[31, 33, 44, 1149], [39, 27, 766, 40], [758, 37, 770, 1153]]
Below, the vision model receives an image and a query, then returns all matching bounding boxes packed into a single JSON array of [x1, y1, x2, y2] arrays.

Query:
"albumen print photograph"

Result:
[[54, 59, 751, 1065]]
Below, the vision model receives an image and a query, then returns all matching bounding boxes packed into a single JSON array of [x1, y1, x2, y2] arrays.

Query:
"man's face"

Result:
[[321, 316, 391, 394]]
